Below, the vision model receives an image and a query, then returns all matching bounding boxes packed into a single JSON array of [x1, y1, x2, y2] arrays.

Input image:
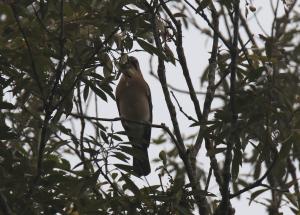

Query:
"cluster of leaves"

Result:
[[0, 0, 195, 214], [2, 0, 300, 214], [198, 3, 300, 212]]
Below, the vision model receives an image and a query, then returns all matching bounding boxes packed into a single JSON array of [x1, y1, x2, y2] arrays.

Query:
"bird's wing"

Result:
[[143, 83, 152, 145]]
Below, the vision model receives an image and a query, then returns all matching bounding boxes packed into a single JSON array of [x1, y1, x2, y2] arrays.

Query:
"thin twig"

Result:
[[76, 83, 87, 168], [170, 91, 198, 123], [150, 71, 207, 95], [205, 167, 213, 192]]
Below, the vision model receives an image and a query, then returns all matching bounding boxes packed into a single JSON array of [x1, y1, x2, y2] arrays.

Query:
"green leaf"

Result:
[[206, 147, 227, 157], [121, 173, 140, 195], [114, 164, 133, 173], [100, 130, 108, 143], [137, 39, 166, 60], [112, 151, 130, 162], [249, 188, 268, 205], [82, 79, 108, 102], [0, 101, 15, 110], [83, 84, 89, 101], [159, 150, 167, 166], [63, 91, 74, 116], [196, 0, 212, 11]]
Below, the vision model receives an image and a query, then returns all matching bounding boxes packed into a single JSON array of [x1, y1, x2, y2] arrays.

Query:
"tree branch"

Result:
[[145, 1, 210, 214], [160, 0, 203, 121], [219, 0, 240, 214], [170, 91, 198, 123]]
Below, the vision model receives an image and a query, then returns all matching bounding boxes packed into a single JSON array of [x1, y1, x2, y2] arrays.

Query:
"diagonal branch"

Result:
[[160, 0, 203, 121]]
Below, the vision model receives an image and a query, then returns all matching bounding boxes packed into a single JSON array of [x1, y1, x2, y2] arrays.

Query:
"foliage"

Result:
[[1, 0, 300, 215]]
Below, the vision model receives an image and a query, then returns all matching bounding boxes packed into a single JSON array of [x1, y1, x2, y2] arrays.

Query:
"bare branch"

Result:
[[170, 91, 198, 123], [219, 0, 240, 213], [160, 0, 203, 122], [76, 83, 87, 168]]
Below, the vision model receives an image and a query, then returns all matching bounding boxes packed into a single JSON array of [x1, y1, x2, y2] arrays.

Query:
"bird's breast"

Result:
[[118, 84, 150, 122]]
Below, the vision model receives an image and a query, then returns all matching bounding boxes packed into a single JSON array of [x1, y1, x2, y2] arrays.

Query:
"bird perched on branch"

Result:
[[115, 56, 152, 176]]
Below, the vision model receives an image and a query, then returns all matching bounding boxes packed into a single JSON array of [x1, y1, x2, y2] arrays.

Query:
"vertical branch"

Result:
[[37, 0, 65, 176], [25, 0, 65, 199], [194, 3, 219, 154], [76, 83, 87, 168], [193, 3, 224, 191], [271, 0, 280, 38], [48, 0, 65, 111], [219, 0, 240, 214], [146, 1, 209, 214], [160, 0, 202, 121]]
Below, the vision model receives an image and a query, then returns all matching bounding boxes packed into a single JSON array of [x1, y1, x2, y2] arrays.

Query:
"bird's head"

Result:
[[119, 56, 141, 78]]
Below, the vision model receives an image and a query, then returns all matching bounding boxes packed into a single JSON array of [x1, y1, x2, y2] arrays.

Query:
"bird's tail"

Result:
[[133, 146, 150, 176]]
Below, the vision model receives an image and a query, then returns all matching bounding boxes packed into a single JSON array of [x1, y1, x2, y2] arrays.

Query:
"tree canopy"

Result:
[[1, 0, 300, 214]]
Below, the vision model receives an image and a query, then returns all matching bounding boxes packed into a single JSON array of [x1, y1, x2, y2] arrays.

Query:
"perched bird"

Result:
[[115, 56, 152, 176]]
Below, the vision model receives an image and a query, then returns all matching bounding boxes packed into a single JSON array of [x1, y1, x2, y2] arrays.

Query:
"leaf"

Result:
[[173, 13, 187, 18], [63, 91, 74, 116], [112, 151, 130, 162], [99, 53, 113, 78], [159, 150, 167, 166], [100, 130, 108, 143], [284, 192, 298, 208], [114, 164, 133, 173], [83, 84, 89, 101], [137, 39, 166, 60], [121, 173, 140, 195], [164, 44, 176, 65], [196, 0, 212, 11], [109, 133, 122, 141], [206, 147, 227, 157], [249, 188, 268, 205], [0, 101, 15, 110], [82, 79, 108, 102]]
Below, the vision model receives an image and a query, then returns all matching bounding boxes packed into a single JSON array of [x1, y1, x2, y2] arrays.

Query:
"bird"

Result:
[[115, 56, 152, 176]]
